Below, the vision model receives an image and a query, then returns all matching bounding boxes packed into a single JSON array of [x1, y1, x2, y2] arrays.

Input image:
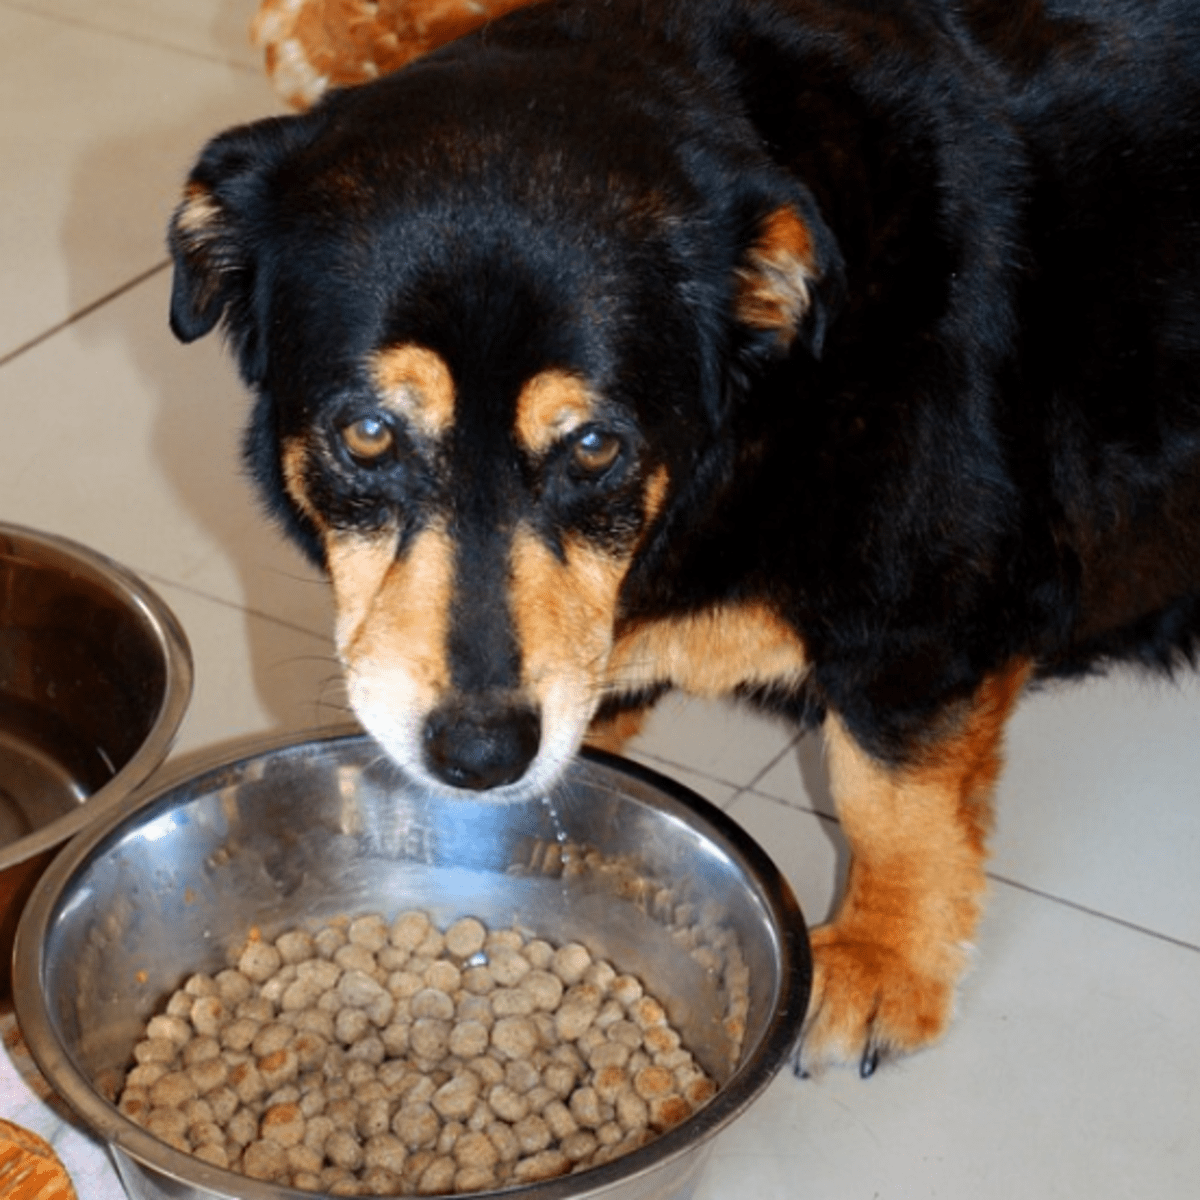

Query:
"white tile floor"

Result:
[[1, 2, 1199, 1196]]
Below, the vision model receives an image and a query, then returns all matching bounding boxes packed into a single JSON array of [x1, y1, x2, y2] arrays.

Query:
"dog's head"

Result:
[[169, 38, 839, 798]]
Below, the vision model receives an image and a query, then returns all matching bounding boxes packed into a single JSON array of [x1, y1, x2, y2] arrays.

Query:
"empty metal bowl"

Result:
[[15, 731, 810, 1200], [0, 522, 192, 994]]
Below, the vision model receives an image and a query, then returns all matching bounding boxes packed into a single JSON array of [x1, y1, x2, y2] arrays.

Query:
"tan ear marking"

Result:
[[173, 181, 223, 238], [514, 370, 596, 455], [736, 205, 819, 344], [369, 344, 456, 439]]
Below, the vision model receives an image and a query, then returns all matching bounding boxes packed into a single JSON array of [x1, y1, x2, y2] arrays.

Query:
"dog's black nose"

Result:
[[422, 700, 541, 791]]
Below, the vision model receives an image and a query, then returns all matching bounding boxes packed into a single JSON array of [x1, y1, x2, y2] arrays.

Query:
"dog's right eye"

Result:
[[340, 414, 395, 464]]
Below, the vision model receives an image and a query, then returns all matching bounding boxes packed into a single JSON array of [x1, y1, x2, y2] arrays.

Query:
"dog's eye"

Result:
[[340, 414, 394, 463], [571, 428, 622, 475]]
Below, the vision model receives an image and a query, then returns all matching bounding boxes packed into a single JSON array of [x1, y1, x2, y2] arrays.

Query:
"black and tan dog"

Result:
[[168, 0, 1200, 1074]]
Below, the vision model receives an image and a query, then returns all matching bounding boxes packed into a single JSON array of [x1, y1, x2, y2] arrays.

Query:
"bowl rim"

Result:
[[0, 521, 194, 871], [14, 729, 811, 1199]]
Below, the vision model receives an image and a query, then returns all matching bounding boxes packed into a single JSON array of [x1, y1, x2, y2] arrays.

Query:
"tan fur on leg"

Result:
[[802, 661, 1031, 1074]]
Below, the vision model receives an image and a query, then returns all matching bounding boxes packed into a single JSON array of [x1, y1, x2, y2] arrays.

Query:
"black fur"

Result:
[[170, 0, 1200, 767]]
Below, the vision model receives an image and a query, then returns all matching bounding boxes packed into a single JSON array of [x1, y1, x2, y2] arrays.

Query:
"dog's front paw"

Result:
[[799, 921, 966, 1077]]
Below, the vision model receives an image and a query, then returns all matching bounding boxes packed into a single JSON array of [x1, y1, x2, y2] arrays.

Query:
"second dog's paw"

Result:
[[798, 922, 967, 1077]]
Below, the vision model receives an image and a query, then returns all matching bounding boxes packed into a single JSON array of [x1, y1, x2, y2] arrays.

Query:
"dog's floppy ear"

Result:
[[168, 115, 319, 381], [733, 185, 843, 361]]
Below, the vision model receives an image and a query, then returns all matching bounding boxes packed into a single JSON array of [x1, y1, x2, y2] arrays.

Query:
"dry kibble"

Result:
[[444, 917, 486, 959], [327, 1127, 366, 1171], [411, 987, 455, 1021], [261, 1102, 306, 1147], [114, 910, 719, 1195], [448, 1020, 489, 1060], [490, 1015, 539, 1061], [390, 911, 432, 951], [424, 960, 462, 994], [418, 1155, 457, 1194], [238, 939, 283, 984], [349, 914, 390, 951], [551, 943, 592, 985]]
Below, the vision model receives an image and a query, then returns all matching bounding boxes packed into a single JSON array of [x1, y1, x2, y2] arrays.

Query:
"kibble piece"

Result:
[[349, 914, 390, 951], [630, 995, 668, 1030], [569, 1086, 605, 1129], [444, 917, 487, 959], [490, 1015, 539, 1061], [633, 1064, 675, 1100], [542, 1099, 578, 1141], [226, 1106, 259, 1148], [238, 940, 283, 984], [520, 970, 564, 1012], [251, 1022, 294, 1058], [448, 1020, 490, 1060], [648, 1094, 692, 1131], [487, 1084, 529, 1123], [460, 965, 496, 995], [616, 1089, 650, 1132], [145, 1014, 191, 1048], [390, 911, 432, 952], [432, 1073, 482, 1121], [184, 973, 218, 998], [393, 1103, 440, 1149], [594, 1065, 629, 1104], [219, 1016, 260, 1053], [561, 1129, 599, 1162], [314, 925, 348, 959], [288, 1142, 325, 1176], [260, 1102, 306, 1148], [523, 939, 554, 969], [555, 984, 602, 1042], [411, 987, 455, 1021], [125, 1062, 167, 1090], [149, 1071, 198, 1109], [335, 1006, 371, 1046], [410, 1017, 451, 1061], [551, 943, 592, 985], [194, 1140, 229, 1168], [488, 948, 531, 987], [417, 1155, 457, 1195], [364, 1131, 408, 1174], [512, 1148, 569, 1182], [326, 1127, 366, 1171]]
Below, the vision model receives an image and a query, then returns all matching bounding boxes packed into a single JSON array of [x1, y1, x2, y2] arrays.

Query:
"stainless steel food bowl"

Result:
[[15, 732, 810, 1200], [0, 522, 192, 994]]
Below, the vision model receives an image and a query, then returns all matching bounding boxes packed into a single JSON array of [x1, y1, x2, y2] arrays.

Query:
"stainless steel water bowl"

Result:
[[16, 733, 810, 1200], [0, 523, 191, 993]]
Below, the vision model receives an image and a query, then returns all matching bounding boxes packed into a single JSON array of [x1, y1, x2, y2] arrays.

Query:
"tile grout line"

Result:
[[984, 872, 1200, 955], [0, 260, 171, 369]]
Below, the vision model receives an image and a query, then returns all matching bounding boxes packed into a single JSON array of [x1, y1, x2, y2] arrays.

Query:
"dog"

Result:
[[167, 0, 1200, 1075]]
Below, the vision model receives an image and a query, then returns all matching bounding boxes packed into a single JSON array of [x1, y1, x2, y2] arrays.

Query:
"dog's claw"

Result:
[[859, 1045, 880, 1079]]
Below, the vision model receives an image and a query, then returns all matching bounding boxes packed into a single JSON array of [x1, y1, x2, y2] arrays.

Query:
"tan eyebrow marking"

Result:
[[368, 344, 456, 439], [514, 370, 596, 455]]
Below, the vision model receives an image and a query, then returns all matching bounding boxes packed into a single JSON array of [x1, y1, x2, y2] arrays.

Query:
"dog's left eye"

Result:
[[340, 414, 395, 464], [570, 427, 623, 476]]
